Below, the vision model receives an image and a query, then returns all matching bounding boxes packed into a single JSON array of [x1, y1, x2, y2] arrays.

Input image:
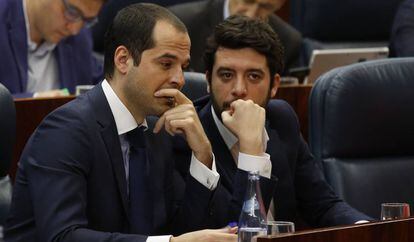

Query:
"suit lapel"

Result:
[[199, 102, 238, 191], [88, 85, 130, 222], [7, 0, 28, 92]]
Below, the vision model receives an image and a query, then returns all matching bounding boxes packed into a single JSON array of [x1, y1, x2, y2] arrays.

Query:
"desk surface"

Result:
[[11, 84, 312, 180], [258, 217, 414, 242]]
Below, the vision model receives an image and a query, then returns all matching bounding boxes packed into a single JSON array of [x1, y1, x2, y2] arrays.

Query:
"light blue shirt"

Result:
[[23, 0, 59, 94]]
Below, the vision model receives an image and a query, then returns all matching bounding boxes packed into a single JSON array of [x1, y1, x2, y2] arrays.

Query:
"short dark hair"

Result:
[[204, 15, 284, 82], [103, 3, 187, 79]]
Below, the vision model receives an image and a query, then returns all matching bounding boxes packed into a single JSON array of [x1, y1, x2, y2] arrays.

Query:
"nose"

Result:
[[66, 21, 83, 36], [231, 76, 247, 98], [169, 70, 185, 89], [245, 4, 260, 19]]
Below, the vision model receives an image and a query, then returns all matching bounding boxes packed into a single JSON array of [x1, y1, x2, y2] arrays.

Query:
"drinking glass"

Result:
[[264, 221, 295, 235], [380, 203, 411, 220]]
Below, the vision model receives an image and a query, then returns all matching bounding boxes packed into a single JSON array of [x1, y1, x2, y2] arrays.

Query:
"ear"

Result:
[[114, 46, 131, 75], [270, 74, 280, 98], [205, 71, 211, 93]]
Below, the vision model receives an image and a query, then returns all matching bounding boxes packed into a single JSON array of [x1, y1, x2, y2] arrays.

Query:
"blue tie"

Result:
[[127, 127, 153, 234]]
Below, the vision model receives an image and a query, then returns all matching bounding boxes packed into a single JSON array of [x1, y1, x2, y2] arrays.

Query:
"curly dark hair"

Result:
[[204, 15, 284, 83]]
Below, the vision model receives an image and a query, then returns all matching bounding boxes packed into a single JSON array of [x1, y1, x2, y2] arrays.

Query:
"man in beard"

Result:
[[176, 15, 371, 229]]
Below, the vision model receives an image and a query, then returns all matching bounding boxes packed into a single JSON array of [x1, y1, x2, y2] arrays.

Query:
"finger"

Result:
[[154, 88, 192, 105], [221, 110, 233, 123], [217, 227, 238, 234], [162, 104, 194, 117], [153, 115, 166, 133]]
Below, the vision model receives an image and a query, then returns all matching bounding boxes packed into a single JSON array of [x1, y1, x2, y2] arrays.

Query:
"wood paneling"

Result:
[[258, 217, 414, 242]]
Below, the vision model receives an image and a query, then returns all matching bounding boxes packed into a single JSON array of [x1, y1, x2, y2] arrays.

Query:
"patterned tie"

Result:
[[127, 127, 153, 234]]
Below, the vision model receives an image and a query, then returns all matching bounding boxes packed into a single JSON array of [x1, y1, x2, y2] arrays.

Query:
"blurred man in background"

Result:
[[169, 0, 302, 73], [0, 0, 105, 97]]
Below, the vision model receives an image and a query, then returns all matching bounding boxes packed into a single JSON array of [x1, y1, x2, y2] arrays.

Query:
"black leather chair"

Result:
[[0, 83, 15, 225], [309, 58, 414, 219], [182, 72, 208, 101]]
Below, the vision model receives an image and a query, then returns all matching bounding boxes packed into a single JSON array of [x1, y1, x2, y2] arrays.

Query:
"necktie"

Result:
[[127, 127, 153, 234]]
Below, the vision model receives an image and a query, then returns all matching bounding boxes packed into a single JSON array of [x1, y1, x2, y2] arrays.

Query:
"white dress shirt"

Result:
[[23, 0, 59, 95], [102, 80, 220, 241]]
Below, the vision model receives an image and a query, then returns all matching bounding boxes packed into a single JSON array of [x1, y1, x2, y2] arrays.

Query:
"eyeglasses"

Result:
[[61, 0, 98, 28]]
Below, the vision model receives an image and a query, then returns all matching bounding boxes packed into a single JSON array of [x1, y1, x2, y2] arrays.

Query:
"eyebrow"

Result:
[[216, 67, 235, 73], [156, 53, 190, 67]]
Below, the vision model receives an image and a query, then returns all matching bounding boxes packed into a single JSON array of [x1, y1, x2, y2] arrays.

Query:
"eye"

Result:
[[247, 72, 263, 82], [160, 61, 172, 69], [219, 71, 233, 80]]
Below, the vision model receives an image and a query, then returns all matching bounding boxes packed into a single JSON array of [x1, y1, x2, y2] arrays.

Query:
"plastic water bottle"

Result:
[[238, 171, 267, 242]]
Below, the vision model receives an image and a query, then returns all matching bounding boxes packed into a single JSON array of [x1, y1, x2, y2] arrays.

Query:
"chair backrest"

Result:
[[0, 83, 15, 225], [182, 72, 208, 101], [290, 0, 402, 41], [309, 58, 414, 219]]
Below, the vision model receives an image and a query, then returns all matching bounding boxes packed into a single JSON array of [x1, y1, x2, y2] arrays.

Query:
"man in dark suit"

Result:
[[176, 15, 371, 229], [0, 0, 104, 98], [169, 0, 302, 73], [390, 0, 414, 57], [5, 4, 237, 242]]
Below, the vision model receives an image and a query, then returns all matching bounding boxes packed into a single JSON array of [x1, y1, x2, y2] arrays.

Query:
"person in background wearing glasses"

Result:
[[0, 0, 106, 98], [169, 0, 302, 74]]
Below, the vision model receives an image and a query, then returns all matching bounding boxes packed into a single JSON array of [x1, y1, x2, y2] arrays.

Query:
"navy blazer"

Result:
[[169, 0, 302, 73], [178, 96, 371, 228], [390, 0, 414, 57], [0, 0, 103, 97], [5, 85, 222, 241]]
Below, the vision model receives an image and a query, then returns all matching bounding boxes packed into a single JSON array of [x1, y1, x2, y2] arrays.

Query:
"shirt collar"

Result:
[[211, 105, 270, 151], [101, 80, 147, 135], [223, 0, 230, 19], [23, 0, 56, 54]]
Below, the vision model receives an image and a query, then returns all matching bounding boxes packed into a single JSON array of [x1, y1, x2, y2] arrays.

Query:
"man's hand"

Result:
[[222, 99, 265, 156], [153, 89, 213, 168], [171, 228, 237, 242]]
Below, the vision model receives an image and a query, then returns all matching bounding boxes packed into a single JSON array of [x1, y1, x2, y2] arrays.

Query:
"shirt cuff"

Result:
[[146, 235, 172, 242], [189, 152, 220, 190], [238, 152, 272, 179], [355, 220, 370, 224]]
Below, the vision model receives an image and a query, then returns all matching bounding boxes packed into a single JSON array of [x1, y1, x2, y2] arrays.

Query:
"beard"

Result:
[[210, 89, 272, 122]]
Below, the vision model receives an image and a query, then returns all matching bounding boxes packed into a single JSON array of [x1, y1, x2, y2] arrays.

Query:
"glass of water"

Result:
[[381, 203, 411, 220], [238, 227, 267, 242], [264, 221, 295, 235]]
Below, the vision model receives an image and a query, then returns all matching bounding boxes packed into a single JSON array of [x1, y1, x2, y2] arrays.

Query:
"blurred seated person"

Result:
[[169, 0, 302, 73], [175, 15, 372, 228], [390, 0, 414, 57], [92, 0, 196, 53], [0, 0, 105, 98]]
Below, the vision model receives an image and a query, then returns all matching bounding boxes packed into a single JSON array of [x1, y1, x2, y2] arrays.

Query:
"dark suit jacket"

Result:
[[390, 0, 414, 57], [5, 85, 222, 241], [0, 0, 102, 97], [175, 96, 371, 228], [169, 0, 302, 73]]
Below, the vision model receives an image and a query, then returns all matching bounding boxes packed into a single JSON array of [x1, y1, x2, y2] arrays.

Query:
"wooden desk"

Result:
[[11, 84, 312, 180], [258, 218, 414, 242]]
